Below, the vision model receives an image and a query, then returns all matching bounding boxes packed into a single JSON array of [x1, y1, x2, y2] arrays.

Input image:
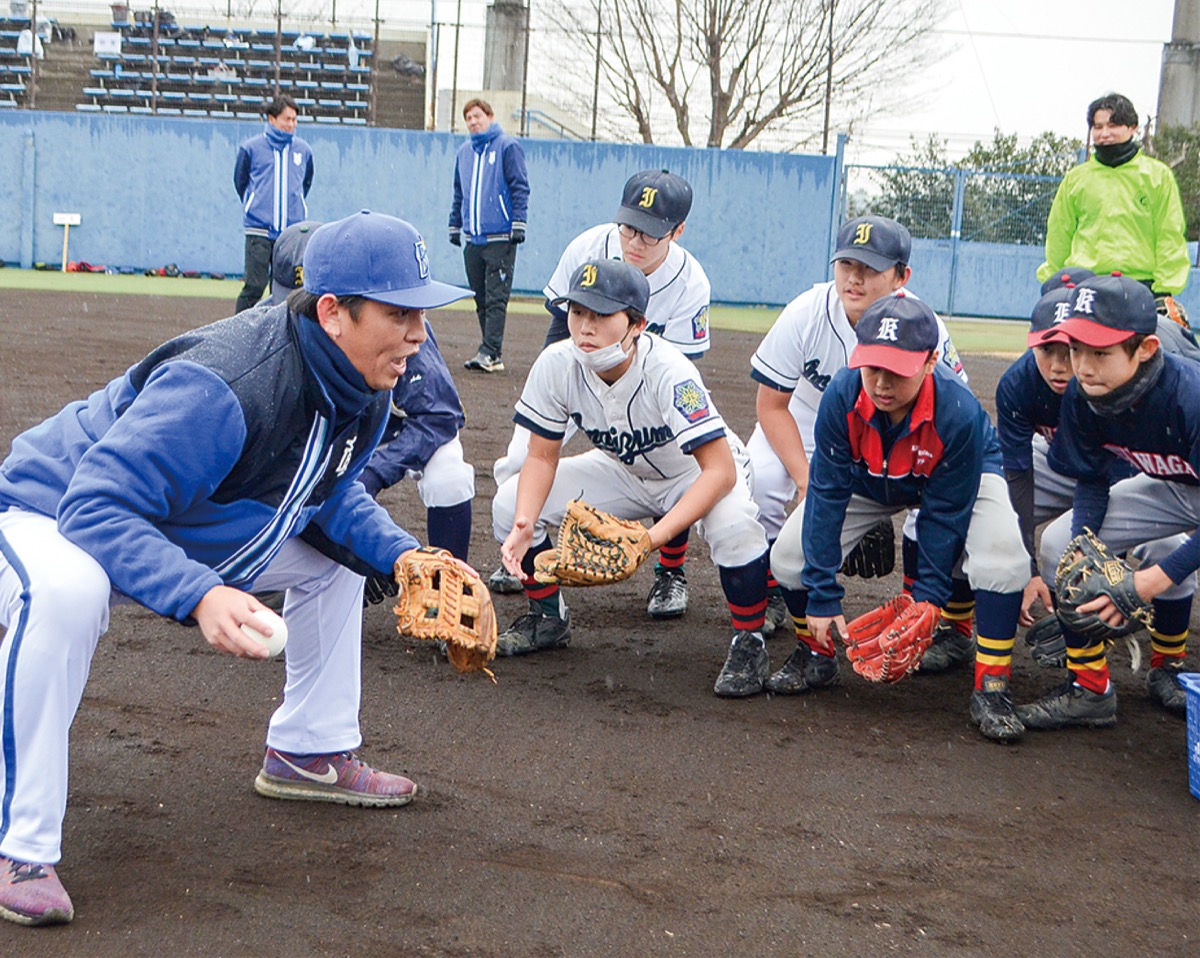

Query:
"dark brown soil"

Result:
[[1, 290, 1196, 957]]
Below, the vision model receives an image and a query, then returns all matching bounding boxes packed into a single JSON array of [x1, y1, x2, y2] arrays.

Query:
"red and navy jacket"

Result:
[[801, 365, 1003, 617], [1048, 352, 1200, 584]]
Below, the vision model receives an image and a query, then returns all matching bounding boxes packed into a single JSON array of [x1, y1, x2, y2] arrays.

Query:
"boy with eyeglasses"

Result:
[[490, 170, 713, 621]]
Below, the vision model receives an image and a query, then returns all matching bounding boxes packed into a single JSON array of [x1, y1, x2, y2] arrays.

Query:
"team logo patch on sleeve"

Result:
[[673, 379, 710, 422], [692, 306, 709, 339]]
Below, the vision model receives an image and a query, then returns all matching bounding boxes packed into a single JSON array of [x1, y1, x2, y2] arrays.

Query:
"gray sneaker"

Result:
[[1016, 680, 1117, 729], [969, 674, 1025, 743], [762, 593, 791, 639], [1146, 661, 1187, 716], [646, 568, 688, 619], [465, 351, 504, 372], [713, 631, 769, 697], [496, 603, 571, 656], [488, 564, 524, 595], [918, 618, 974, 673], [764, 644, 840, 694]]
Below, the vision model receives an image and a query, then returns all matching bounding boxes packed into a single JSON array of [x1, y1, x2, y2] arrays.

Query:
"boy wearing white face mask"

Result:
[[492, 260, 774, 697]]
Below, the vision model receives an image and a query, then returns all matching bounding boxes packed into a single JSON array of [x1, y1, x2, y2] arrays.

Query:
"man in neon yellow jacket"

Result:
[[1038, 93, 1190, 298]]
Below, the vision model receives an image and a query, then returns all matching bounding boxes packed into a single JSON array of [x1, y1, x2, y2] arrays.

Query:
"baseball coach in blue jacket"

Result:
[[0, 211, 470, 927], [449, 97, 530, 373]]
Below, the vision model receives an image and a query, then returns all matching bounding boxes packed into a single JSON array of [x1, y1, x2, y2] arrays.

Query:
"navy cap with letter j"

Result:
[[552, 259, 651, 316], [848, 293, 939, 377], [303, 210, 471, 309], [1054, 273, 1157, 347], [615, 169, 693, 238], [831, 215, 912, 272]]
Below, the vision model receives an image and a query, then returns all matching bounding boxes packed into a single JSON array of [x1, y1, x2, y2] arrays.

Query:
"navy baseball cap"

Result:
[[831, 216, 912, 272], [1054, 273, 1158, 347], [1040, 266, 1095, 296], [1027, 287, 1075, 348], [615, 169, 693, 238], [849, 294, 940, 377], [270, 219, 320, 305], [551, 259, 650, 316], [302, 210, 470, 309]]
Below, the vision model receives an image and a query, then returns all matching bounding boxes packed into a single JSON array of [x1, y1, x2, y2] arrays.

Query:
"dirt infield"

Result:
[[1, 289, 1197, 958]]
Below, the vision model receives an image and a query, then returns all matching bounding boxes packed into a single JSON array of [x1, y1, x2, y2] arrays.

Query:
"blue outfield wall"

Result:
[[4, 111, 1199, 318], [0, 111, 838, 308]]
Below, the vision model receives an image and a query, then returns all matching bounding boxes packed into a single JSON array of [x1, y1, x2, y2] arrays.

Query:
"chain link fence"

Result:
[[843, 162, 1063, 247]]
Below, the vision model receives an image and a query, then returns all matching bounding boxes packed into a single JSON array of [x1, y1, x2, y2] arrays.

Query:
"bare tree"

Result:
[[538, 0, 947, 150]]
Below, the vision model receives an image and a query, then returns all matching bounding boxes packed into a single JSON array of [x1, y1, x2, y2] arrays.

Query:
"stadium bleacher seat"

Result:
[[315, 115, 340, 124], [75, 102, 102, 112], [343, 116, 367, 126]]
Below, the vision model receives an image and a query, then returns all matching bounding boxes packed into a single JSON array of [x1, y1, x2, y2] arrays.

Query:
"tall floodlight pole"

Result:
[[821, 0, 836, 154], [590, 2, 601, 140], [519, 0, 530, 136], [429, 0, 440, 129], [450, 0, 463, 131]]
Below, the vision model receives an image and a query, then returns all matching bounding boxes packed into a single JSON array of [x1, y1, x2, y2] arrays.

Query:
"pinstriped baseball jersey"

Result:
[[750, 281, 967, 450], [543, 224, 712, 355], [514, 334, 726, 481]]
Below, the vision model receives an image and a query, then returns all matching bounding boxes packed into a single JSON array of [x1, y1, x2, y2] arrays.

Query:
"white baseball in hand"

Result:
[[241, 609, 288, 657]]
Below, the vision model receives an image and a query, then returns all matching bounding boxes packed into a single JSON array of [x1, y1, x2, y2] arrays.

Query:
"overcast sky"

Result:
[[843, 0, 1178, 164]]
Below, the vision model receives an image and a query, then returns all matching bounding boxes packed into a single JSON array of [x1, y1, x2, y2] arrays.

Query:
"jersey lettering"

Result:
[[580, 420, 675, 464], [854, 223, 873, 245], [802, 358, 832, 392], [639, 187, 658, 209], [1103, 444, 1199, 480]]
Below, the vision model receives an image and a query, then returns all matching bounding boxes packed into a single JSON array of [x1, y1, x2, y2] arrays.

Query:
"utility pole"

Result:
[[820, 0, 836, 154]]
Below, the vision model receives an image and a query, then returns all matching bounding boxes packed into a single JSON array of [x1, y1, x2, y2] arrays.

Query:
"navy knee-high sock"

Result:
[[427, 500, 472, 562]]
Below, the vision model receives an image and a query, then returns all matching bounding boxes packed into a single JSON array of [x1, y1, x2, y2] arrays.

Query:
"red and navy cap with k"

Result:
[[1039, 266, 1095, 296], [303, 210, 471, 309], [831, 216, 912, 273], [1054, 273, 1157, 347], [615, 169, 693, 238], [1026, 287, 1075, 348], [849, 293, 940, 378], [552, 258, 651, 316]]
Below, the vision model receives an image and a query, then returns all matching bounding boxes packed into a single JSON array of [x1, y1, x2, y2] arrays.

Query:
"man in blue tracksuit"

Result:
[[0, 211, 470, 927], [233, 95, 314, 313], [449, 97, 530, 373], [272, 220, 476, 565]]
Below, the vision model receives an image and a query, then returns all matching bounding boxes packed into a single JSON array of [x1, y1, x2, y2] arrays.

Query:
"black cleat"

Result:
[[1016, 680, 1117, 729], [764, 644, 840, 694], [969, 674, 1025, 743], [713, 631, 769, 697]]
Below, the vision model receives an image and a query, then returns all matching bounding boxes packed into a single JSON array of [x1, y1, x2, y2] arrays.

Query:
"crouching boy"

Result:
[[493, 259, 774, 696], [768, 295, 1031, 742]]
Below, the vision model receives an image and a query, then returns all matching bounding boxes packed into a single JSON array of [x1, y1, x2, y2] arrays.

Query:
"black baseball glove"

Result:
[[841, 519, 896, 579], [1054, 529, 1154, 642]]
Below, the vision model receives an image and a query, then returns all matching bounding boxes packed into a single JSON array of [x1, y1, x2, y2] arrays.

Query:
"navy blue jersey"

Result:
[[802, 365, 1003, 616], [1049, 352, 1200, 582], [996, 351, 1061, 472]]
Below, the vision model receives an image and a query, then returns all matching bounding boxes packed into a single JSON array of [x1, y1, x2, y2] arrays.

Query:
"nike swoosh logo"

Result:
[[277, 754, 339, 784]]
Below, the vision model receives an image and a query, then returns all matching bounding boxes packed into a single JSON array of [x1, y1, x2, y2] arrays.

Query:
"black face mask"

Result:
[[1093, 139, 1139, 168], [1085, 345, 1163, 418]]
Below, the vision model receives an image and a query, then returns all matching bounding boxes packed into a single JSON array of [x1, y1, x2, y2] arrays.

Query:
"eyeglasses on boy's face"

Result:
[[617, 223, 672, 246]]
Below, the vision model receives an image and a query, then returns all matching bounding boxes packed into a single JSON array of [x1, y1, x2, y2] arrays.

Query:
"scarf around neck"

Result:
[[1085, 345, 1163, 418], [1093, 139, 1139, 168], [295, 313, 377, 426]]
